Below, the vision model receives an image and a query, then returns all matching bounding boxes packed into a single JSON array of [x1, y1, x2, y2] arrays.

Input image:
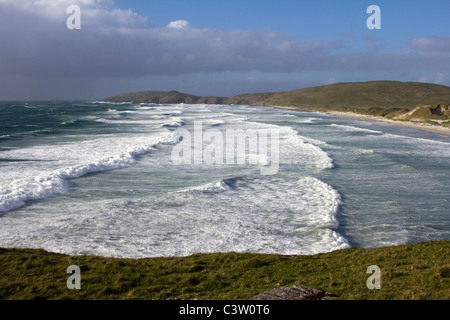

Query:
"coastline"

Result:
[[326, 110, 450, 136], [271, 105, 450, 136]]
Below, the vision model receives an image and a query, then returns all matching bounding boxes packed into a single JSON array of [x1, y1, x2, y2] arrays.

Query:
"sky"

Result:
[[0, 0, 449, 100]]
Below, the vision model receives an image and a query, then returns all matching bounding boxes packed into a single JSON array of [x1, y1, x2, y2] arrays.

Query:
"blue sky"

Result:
[[115, 0, 448, 48], [0, 0, 449, 99], [115, 1, 445, 33]]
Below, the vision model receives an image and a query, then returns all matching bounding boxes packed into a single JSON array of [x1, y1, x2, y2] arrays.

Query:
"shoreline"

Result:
[[271, 105, 450, 136]]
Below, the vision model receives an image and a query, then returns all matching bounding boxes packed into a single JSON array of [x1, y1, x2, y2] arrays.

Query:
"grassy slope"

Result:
[[1, 241, 449, 300], [257, 81, 450, 109], [104, 81, 450, 109]]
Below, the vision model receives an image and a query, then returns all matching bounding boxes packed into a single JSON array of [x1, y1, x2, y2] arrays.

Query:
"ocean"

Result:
[[0, 101, 449, 258]]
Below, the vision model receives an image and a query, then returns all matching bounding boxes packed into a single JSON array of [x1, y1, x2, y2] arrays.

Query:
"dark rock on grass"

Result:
[[251, 285, 338, 300]]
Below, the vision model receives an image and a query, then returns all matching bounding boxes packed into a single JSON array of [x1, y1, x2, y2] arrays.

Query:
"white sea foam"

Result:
[[329, 124, 383, 134], [134, 106, 156, 110], [247, 154, 270, 166], [0, 174, 349, 257], [204, 119, 226, 127], [119, 110, 138, 114], [168, 175, 347, 255], [92, 101, 132, 105], [1, 102, 448, 259], [95, 118, 161, 125], [162, 118, 185, 128], [295, 176, 342, 229], [275, 125, 334, 169], [0, 103, 341, 256], [0, 132, 177, 213], [176, 179, 235, 194], [219, 119, 334, 170], [162, 110, 184, 116], [292, 117, 319, 123], [352, 148, 375, 154]]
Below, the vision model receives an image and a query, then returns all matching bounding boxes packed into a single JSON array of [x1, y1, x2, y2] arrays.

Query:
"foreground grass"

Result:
[[0, 241, 449, 300]]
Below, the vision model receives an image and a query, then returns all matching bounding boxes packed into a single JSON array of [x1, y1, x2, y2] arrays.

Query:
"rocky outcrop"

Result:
[[395, 103, 450, 121], [430, 104, 450, 116], [250, 285, 338, 300]]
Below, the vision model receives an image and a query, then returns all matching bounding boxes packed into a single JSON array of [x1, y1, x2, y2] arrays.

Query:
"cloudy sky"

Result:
[[0, 0, 449, 100]]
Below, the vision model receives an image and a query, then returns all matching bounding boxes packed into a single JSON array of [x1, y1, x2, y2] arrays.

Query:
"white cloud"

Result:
[[410, 36, 450, 53], [417, 75, 428, 83], [363, 35, 381, 52], [327, 77, 340, 84], [0, 1, 345, 79], [167, 20, 190, 30], [417, 73, 445, 84], [435, 72, 444, 83], [0, 0, 146, 27]]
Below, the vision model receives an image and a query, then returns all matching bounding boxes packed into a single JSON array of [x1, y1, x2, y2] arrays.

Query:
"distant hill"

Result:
[[105, 90, 226, 105], [256, 81, 450, 110], [104, 81, 450, 110]]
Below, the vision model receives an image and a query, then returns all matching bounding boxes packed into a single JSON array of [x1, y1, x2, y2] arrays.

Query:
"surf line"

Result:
[[170, 121, 279, 175]]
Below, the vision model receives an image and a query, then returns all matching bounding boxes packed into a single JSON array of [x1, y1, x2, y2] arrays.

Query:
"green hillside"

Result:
[[226, 92, 278, 105], [0, 241, 448, 300], [238, 81, 450, 109], [105, 81, 450, 110]]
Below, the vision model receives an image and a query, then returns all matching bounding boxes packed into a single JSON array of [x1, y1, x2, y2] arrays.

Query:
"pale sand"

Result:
[[271, 106, 450, 136]]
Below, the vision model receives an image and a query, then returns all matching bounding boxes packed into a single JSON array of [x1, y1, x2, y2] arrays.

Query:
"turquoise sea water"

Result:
[[0, 102, 449, 258]]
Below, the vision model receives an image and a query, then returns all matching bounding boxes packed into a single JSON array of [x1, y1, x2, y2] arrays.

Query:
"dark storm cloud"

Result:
[[0, 8, 344, 78], [0, 0, 448, 99]]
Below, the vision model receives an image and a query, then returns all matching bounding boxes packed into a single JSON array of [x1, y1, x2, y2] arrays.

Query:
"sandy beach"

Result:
[[272, 106, 450, 136], [326, 111, 450, 136]]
